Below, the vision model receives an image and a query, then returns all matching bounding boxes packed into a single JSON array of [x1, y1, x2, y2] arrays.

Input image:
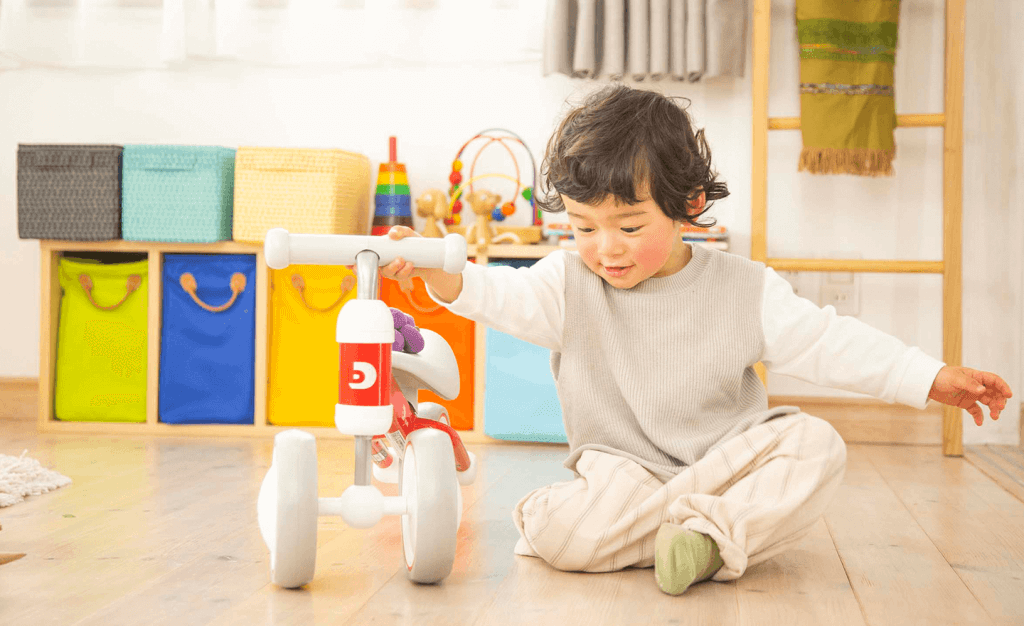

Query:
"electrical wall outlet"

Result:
[[820, 281, 859, 316], [778, 252, 860, 316], [778, 271, 800, 296], [778, 270, 821, 306], [819, 251, 860, 315], [820, 252, 861, 316]]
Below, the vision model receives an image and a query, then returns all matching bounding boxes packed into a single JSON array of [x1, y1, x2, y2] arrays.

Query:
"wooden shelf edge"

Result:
[[39, 239, 263, 254], [38, 239, 562, 260]]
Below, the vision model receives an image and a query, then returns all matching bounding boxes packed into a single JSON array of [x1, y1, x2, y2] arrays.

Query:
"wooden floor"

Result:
[[2, 420, 1024, 626]]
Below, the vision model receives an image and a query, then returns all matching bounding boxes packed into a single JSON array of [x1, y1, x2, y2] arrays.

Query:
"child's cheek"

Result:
[[575, 244, 600, 273], [634, 238, 669, 271]]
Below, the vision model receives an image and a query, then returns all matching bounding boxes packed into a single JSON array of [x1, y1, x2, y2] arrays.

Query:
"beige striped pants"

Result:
[[512, 413, 846, 580]]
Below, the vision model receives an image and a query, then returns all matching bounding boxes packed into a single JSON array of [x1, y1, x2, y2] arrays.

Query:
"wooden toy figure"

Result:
[[463, 189, 501, 248], [416, 189, 449, 238]]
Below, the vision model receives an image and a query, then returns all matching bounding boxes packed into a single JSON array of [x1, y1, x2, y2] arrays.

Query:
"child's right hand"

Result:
[[380, 225, 465, 304], [380, 226, 439, 286]]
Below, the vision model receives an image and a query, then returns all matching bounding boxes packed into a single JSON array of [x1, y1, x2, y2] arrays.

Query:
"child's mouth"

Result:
[[603, 265, 633, 278]]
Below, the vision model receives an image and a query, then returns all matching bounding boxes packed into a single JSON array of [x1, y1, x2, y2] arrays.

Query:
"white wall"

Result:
[[0, 0, 1018, 444], [962, 0, 1024, 446]]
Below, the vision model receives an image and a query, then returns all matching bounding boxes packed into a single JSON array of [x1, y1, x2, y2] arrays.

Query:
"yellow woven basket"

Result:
[[232, 147, 372, 243]]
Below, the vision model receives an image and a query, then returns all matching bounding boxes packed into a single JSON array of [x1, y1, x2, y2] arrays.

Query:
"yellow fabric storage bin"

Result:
[[232, 147, 372, 243], [268, 264, 358, 426]]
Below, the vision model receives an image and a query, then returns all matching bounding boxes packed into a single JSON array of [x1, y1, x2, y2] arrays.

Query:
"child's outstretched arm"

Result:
[[379, 225, 565, 352], [928, 366, 1013, 426], [761, 266, 1013, 423]]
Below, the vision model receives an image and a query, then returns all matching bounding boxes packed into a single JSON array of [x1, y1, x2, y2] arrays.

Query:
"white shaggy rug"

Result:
[[0, 451, 72, 508]]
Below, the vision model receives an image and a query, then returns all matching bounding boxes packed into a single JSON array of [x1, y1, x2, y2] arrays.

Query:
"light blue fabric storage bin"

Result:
[[122, 145, 236, 242], [483, 259, 566, 443]]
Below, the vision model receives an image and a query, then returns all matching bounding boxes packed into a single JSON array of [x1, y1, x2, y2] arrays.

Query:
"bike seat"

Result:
[[391, 328, 460, 400]]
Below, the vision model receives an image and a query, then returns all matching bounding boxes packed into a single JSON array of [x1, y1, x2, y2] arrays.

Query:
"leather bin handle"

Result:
[[179, 272, 246, 313], [290, 273, 356, 312], [77, 274, 142, 311]]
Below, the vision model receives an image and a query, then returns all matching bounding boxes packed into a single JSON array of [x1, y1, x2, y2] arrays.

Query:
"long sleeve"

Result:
[[760, 267, 945, 409], [426, 250, 567, 352]]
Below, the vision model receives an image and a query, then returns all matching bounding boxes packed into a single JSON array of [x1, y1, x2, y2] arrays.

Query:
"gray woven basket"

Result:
[[17, 144, 123, 241]]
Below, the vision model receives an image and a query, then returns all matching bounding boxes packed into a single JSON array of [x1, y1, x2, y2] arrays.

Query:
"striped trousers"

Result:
[[512, 413, 847, 580]]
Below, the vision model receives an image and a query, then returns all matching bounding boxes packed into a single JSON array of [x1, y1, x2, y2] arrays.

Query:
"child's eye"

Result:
[[576, 227, 595, 233], [621, 226, 642, 233]]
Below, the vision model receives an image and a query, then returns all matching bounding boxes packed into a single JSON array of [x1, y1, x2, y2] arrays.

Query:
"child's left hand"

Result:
[[928, 366, 1013, 426]]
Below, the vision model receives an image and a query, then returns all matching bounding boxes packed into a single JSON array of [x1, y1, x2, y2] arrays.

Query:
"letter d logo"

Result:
[[350, 362, 377, 390], [339, 342, 390, 407]]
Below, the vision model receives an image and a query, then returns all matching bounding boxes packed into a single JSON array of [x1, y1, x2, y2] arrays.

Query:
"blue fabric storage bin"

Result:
[[484, 259, 566, 443], [159, 254, 255, 424], [122, 145, 236, 242]]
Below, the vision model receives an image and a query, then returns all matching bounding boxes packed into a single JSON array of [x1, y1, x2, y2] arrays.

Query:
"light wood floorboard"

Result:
[[965, 445, 1024, 505], [2, 421, 1023, 625], [867, 446, 1024, 626], [823, 446, 992, 626]]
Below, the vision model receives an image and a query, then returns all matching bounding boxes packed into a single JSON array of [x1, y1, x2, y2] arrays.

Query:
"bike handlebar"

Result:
[[264, 228, 467, 275]]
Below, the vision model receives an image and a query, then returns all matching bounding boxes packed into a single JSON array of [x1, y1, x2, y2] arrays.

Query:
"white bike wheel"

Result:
[[415, 403, 463, 527], [400, 428, 459, 584], [257, 429, 318, 589], [417, 402, 450, 426]]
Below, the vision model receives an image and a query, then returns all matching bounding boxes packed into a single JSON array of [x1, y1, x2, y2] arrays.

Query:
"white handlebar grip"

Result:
[[263, 228, 467, 274], [264, 228, 291, 270], [438, 233, 468, 274]]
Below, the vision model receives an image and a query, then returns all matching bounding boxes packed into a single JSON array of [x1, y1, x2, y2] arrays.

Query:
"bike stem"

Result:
[[353, 249, 382, 488]]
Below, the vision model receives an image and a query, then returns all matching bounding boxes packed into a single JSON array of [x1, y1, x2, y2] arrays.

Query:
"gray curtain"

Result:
[[543, 0, 749, 82]]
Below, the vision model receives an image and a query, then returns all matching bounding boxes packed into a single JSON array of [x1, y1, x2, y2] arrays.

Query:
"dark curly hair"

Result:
[[535, 84, 728, 228]]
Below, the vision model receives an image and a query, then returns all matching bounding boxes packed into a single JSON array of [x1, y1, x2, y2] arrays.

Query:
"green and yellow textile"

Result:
[[796, 0, 900, 176]]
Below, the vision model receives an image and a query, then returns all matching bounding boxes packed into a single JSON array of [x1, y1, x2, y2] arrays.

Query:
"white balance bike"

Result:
[[257, 228, 477, 588]]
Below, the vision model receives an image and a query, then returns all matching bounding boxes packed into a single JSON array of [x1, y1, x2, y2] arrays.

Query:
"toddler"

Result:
[[382, 84, 1012, 595]]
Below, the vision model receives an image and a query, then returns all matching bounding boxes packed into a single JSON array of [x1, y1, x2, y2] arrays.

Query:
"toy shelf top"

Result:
[[39, 239, 263, 254], [39, 239, 562, 260]]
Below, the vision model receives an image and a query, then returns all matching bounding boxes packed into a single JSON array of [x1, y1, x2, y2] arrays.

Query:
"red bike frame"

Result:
[[371, 373, 472, 474]]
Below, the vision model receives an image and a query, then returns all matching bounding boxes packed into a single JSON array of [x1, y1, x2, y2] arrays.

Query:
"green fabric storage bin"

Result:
[[121, 145, 236, 243], [54, 256, 149, 422]]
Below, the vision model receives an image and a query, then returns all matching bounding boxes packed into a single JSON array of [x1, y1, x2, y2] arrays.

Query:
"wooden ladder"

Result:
[[750, 0, 966, 455]]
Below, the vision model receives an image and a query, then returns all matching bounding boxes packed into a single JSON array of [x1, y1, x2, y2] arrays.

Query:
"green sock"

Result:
[[654, 524, 724, 596]]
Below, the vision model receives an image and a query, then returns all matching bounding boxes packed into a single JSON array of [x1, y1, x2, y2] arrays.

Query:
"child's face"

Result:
[[562, 194, 687, 289]]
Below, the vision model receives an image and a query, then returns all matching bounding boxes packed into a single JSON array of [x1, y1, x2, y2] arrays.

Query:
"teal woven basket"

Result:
[[122, 145, 236, 243]]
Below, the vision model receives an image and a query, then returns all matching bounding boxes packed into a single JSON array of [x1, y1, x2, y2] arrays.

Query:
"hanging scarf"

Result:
[[796, 0, 900, 176]]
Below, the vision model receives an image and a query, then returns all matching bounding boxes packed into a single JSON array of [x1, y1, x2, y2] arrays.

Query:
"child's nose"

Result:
[[597, 232, 623, 256]]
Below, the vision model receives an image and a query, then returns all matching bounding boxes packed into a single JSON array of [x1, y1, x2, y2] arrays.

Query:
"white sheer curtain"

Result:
[[0, 0, 544, 69]]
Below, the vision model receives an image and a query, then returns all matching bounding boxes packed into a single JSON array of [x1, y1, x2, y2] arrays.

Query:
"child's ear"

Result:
[[687, 191, 706, 216]]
